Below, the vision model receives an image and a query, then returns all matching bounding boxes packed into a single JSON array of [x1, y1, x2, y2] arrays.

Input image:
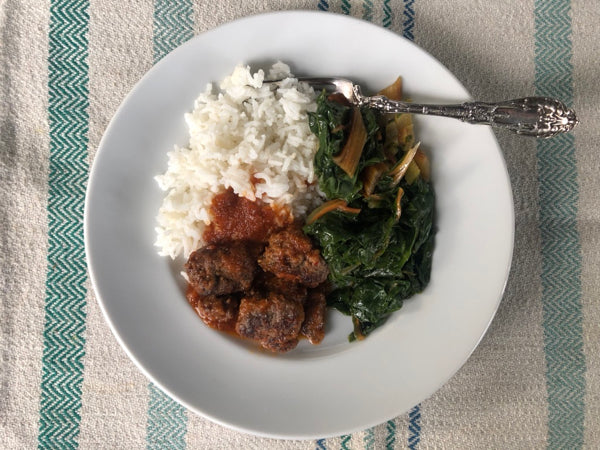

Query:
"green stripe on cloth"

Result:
[[363, 427, 375, 449], [385, 419, 396, 449], [383, 0, 391, 28], [340, 434, 351, 449], [145, 1, 194, 447], [153, 0, 194, 62], [534, 1, 586, 449], [147, 384, 188, 450], [38, 0, 90, 447], [341, 0, 351, 15]]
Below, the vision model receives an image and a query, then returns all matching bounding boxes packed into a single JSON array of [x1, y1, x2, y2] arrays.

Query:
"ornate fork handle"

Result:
[[266, 77, 578, 138], [356, 89, 578, 139]]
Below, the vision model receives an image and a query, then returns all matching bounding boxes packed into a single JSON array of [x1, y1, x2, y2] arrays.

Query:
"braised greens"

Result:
[[304, 91, 435, 341]]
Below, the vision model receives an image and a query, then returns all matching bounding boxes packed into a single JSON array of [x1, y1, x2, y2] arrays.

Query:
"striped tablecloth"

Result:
[[1, 1, 598, 448]]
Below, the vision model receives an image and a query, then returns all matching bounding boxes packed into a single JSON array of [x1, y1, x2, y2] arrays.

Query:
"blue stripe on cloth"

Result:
[[38, 0, 90, 447], [534, 1, 586, 449], [317, 1, 329, 12], [407, 405, 421, 449], [402, 0, 415, 41], [363, 0, 373, 21], [315, 438, 327, 450], [146, 1, 194, 447]]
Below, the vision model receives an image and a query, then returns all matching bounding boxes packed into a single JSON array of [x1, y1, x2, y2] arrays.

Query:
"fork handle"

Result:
[[359, 95, 578, 139]]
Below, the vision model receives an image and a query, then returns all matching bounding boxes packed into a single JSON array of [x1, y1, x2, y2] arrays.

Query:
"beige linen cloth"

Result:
[[1, 0, 598, 448]]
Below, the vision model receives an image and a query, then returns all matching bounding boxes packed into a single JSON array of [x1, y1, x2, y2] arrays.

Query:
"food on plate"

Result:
[[155, 62, 435, 351], [235, 290, 305, 353], [184, 189, 329, 352], [184, 240, 259, 296], [155, 63, 328, 352], [155, 62, 320, 259], [258, 226, 329, 287], [304, 85, 435, 341]]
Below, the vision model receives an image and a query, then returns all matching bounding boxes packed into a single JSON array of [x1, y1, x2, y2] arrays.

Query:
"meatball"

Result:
[[255, 272, 308, 305], [186, 287, 239, 332], [301, 289, 327, 345], [258, 225, 329, 288], [235, 292, 305, 353], [185, 241, 258, 296]]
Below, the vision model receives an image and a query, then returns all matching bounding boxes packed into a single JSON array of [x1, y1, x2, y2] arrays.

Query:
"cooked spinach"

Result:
[[304, 92, 435, 341], [308, 97, 384, 203]]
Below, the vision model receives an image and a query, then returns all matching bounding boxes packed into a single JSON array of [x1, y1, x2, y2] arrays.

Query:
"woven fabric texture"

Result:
[[1, 1, 598, 448]]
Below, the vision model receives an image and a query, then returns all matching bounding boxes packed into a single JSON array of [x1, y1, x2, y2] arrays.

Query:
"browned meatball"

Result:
[[258, 225, 329, 288], [301, 289, 327, 345], [255, 272, 308, 305], [235, 292, 305, 352], [186, 287, 239, 332], [185, 241, 258, 296]]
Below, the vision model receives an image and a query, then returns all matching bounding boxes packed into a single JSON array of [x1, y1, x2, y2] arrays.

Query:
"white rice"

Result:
[[155, 62, 322, 259]]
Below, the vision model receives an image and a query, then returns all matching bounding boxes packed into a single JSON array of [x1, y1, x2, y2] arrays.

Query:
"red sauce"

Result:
[[203, 188, 292, 244]]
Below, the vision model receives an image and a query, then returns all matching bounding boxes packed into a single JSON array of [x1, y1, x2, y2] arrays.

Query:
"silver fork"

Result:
[[265, 77, 578, 139]]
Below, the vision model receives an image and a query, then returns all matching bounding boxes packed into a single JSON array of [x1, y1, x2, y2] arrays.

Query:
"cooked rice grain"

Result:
[[155, 63, 321, 258]]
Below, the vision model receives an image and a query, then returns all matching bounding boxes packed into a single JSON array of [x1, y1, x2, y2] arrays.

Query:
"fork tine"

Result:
[[298, 78, 340, 96], [298, 77, 355, 100], [264, 77, 337, 91], [264, 77, 356, 101]]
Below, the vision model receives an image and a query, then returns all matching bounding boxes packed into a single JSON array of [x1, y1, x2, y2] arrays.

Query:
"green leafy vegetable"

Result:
[[308, 94, 385, 203], [305, 91, 436, 341]]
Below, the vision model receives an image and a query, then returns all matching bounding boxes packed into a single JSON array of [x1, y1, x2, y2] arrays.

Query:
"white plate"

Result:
[[85, 11, 514, 440]]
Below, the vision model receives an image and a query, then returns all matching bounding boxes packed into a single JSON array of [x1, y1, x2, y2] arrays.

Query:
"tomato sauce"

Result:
[[203, 188, 292, 244]]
